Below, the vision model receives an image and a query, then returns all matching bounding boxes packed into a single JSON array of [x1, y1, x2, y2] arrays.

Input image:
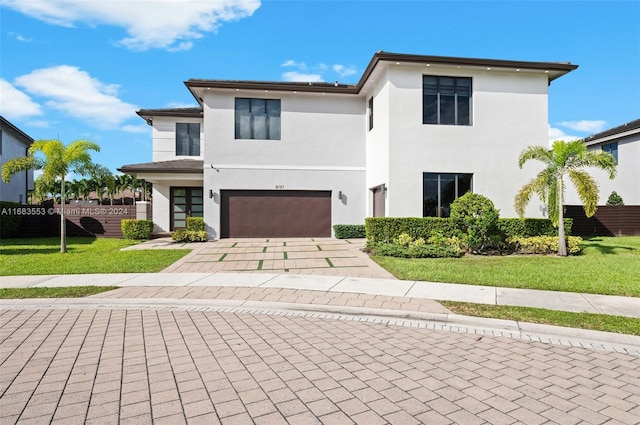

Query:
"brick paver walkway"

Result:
[[2, 306, 639, 424]]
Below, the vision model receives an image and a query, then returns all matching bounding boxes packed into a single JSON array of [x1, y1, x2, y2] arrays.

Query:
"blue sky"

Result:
[[1, 0, 639, 174]]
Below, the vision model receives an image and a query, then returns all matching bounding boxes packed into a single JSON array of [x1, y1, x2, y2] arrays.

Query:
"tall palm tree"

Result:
[[2, 139, 100, 253], [514, 140, 616, 256]]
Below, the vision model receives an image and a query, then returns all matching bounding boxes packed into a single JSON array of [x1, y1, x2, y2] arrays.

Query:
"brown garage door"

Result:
[[221, 190, 332, 238]]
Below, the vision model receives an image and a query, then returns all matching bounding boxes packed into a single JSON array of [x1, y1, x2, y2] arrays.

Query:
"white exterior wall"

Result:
[[365, 71, 392, 216], [375, 65, 548, 218], [565, 136, 640, 206], [0, 129, 33, 203], [151, 117, 204, 162], [202, 89, 366, 238]]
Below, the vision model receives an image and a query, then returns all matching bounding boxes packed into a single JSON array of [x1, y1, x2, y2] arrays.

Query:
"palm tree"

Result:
[[514, 140, 616, 256], [2, 139, 100, 253]]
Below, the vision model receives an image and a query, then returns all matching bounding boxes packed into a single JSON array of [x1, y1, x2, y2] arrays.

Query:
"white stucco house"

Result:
[[565, 118, 640, 206], [0, 116, 34, 203], [120, 51, 578, 238]]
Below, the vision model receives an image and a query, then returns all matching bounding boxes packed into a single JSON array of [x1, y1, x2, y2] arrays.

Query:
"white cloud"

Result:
[[0, 79, 43, 119], [14, 65, 138, 129], [121, 124, 150, 134], [166, 101, 199, 109], [558, 120, 608, 133], [281, 60, 358, 83], [9, 32, 33, 42], [282, 71, 324, 83], [2, 0, 261, 51], [548, 124, 581, 146], [333, 64, 357, 78]]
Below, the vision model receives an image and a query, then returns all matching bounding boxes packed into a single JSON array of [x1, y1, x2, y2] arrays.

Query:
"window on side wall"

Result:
[[176, 123, 200, 156], [602, 142, 618, 164], [423, 173, 473, 217], [423, 76, 472, 126], [235, 98, 281, 140], [368, 97, 374, 131]]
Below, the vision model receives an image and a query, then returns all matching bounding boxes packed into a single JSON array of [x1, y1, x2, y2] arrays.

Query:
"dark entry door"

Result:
[[171, 187, 203, 229]]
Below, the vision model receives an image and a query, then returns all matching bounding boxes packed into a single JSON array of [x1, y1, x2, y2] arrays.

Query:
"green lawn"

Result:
[[441, 301, 640, 336], [0, 286, 119, 298], [372, 236, 640, 297], [0, 237, 190, 275]]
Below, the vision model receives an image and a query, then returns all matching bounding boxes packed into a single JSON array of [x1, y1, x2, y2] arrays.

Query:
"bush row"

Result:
[[171, 229, 208, 242], [365, 217, 573, 243], [333, 224, 366, 239]]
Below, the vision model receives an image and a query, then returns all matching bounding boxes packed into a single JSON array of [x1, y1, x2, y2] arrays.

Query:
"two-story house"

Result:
[[120, 51, 577, 238], [0, 116, 34, 203], [565, 118, 640, 206]]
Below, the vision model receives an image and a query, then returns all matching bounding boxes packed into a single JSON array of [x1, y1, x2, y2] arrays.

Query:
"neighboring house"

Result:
[[565, 119, 640, 206], [120, 51, 577, 238], [0, 116, 34, 203]]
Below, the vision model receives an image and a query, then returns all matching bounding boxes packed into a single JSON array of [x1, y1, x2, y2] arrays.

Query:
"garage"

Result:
[[220, 190, 332, 238]]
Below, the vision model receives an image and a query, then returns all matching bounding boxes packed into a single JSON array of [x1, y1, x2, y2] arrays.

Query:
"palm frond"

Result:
[[568, 170, 600, 217]]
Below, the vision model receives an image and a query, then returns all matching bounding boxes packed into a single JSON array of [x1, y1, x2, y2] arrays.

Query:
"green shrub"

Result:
[[171, 229, 208, 242], [333, 224, 366, 239], [0, 201, 23, 238], [186, 217, 205, 231], [370, 242, 461, 258], [365, 217, 458, 243], [449, 193, 500, 253], [507, 236, 583, 255], [427, 232, 462, 249], [497, 218, 573, 238], [606, 191, 624, 206], [121, 219, 153, 240]]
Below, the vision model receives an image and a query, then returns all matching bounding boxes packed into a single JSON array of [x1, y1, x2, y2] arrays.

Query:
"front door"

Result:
[[171, 187, 203, 230]]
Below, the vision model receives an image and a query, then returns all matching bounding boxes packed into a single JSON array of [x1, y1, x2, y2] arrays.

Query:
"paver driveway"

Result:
[[157, 238, 395, 279], [1, 304, 639, 425]]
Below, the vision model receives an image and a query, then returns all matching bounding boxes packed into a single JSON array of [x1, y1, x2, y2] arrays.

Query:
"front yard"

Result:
[[372, 236, 640, 297]]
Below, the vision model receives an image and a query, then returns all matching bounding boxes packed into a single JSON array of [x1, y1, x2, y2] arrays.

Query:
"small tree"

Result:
[[2, 139, 100, 253], [450, 192, 500, 253], [606, 191, 624, 206], [515, 140, 616, 256]]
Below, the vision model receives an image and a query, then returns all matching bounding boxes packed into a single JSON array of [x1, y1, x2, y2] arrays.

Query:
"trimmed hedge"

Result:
[[121, 219, 153, 240], [368, 242, 461, 258], [366, 216, 573, 243], [365, 217, 458, 243], [171, 229, 208, 242], [333, 224, 366, 239], [507, 235, 583, 255], [186, 217, 205, 231], [497, 218, 573, 239], [0, 201, 23, 238]]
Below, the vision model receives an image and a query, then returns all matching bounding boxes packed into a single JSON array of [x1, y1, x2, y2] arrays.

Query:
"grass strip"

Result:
[[262, 247, 267, 253], [258, 260, 263, 270], [1, 237, 189, 276], [283, 242, 287, 247], [284, 252, 288, 260], [441, 301, 640, 336], [325, 258, 335, 268], [231, 242, 237, 248], [317, 245, 323, 251], [0, 286, 119, 299], [218, 253, 227, 262]]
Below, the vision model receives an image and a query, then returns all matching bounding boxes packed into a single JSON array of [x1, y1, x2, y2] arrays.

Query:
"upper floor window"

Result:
[[602, 142, 618, 164], [235, 98, 281, 140], [176, 123, 200, 156], [423, 76, 472, 126], [368, 97, 374, 131]]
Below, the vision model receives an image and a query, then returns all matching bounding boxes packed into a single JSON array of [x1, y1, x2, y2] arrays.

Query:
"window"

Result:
[[423, 76, 472, 125], [176, 123, 200, 156], [423, 173, 473, 217], [368, 97, 374, 131], [235, 98, 281, 140], [602, 142, 618, 164], [171, 187, 203, 230]]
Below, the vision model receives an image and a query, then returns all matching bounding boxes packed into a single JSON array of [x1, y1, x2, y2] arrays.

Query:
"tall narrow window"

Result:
[[171, 187, 203, 230], [602, 142, 618, 164], [235, 98, 281, 140], [423, 173, 473, 217], [423, 76, 472, 126], [368, 97, 374, 131], [176, 123, 200, 156]]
